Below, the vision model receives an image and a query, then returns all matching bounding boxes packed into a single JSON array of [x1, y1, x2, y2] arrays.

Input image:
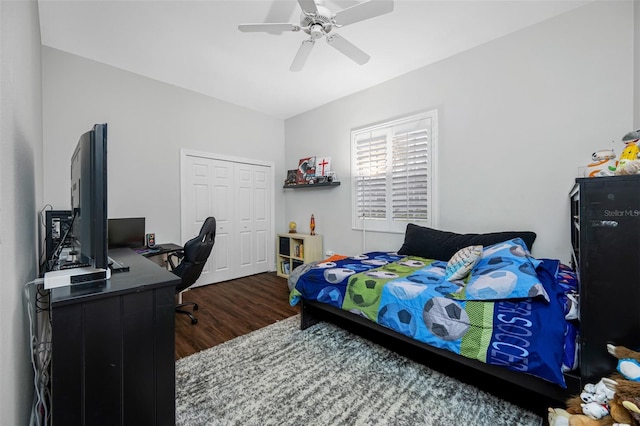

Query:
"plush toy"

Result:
[[581, 402, 610, 419], [608, 344, 640, 425], [585, 149, 617, 177], [616, 160, 640, 175], [615, 130, 640, 175], [622, 130, 640, 144], [548, 344, 640, 426]]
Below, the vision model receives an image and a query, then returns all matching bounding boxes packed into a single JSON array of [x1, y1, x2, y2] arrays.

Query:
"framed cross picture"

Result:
[[316, 157, 331, 176]]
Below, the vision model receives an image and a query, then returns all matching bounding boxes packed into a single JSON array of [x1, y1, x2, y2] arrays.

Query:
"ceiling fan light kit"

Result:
[[238, 0, 394, 71]]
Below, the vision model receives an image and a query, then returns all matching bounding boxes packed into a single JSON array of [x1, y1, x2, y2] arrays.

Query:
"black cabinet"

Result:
[[570, 175, 640, 385], [50, 249, 179, 426]]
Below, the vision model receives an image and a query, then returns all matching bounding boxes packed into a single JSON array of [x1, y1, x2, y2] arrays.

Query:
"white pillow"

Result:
[[444, 245, 483, 282]]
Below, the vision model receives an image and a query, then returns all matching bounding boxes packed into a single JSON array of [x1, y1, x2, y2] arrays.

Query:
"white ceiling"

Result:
[[38, 0, 590, 119]]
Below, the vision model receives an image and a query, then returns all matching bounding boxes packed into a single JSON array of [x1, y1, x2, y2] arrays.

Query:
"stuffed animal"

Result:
[[621, 130, 640, 145], [585, 149, 617, 177], [616, 160, 640, 175], [608, 344, 640, 424], [581, 378, 616, 404], [615, 130, 640, 175], [548, 344, 640, 426]]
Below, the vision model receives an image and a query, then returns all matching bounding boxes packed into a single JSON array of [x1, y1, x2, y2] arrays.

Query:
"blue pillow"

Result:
[[449, 238, 549, 302]]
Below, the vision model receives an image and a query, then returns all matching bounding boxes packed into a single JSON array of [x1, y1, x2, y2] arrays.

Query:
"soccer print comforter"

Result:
[[289, 240, 569, 387]]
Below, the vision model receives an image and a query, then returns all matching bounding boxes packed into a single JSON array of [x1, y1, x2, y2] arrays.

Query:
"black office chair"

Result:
[[168, 217, 216, 324]]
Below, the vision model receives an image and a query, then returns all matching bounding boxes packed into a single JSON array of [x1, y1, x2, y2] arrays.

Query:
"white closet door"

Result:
[[235, 163, 270, 277], [183, 155, 220, 285], [182, 153, 272, 286], [252, 166, 269, 274], [209, 159, 235, 283]]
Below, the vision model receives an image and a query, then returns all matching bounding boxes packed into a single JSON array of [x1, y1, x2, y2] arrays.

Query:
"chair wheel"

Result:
[[191, 318, 198, 325], [193, 304, 199, 311]]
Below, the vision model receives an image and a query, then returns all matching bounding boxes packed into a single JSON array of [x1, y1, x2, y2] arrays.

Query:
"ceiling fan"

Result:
[[238, 0, 394, 72]]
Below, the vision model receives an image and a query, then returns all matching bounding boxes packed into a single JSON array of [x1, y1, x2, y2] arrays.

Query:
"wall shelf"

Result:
[[283, 182, 341, 189]]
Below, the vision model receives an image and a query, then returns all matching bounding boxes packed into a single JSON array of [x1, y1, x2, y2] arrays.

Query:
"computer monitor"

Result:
[[108, 217, 146, 249], [69, 123, 108, 270]]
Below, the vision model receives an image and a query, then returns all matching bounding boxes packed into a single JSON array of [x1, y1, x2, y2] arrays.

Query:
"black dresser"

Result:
[[570, 175, 640, 386], [50, 248, 180, 426]]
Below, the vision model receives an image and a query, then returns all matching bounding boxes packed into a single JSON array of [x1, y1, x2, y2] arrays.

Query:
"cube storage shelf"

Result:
[[277, 233, 323, 278]]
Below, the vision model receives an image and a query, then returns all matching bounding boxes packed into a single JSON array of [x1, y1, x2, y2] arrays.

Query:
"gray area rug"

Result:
[[176, 315, 542, 426]]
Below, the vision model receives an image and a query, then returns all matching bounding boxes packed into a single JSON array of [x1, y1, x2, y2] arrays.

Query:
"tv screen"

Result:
[[70, 123, 108, 270], [108, 217, 145, 249]]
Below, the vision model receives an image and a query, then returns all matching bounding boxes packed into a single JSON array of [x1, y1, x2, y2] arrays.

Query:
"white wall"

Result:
[[284, 0, 634, 263], [42, 47, 285, 246], [0, 0, 43, 423]]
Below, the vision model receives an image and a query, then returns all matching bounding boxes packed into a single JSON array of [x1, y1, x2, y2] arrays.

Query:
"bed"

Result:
[[288, 224, 581, 402]]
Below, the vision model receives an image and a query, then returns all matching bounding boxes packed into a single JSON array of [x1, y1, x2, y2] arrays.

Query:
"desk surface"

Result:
[[135, 243, 183, 257], [50, 248, 180, 306]]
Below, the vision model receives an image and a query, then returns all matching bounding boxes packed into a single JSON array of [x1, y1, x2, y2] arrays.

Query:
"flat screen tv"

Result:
[[69, 123, 108, 270]]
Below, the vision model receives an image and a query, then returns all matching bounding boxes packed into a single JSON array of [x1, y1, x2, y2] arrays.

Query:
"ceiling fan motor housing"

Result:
[[301, 5, 333, 37]]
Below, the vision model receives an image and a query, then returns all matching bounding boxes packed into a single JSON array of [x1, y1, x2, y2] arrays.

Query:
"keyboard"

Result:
[[135, 247, 162, 255], [108, 256, 130, 273]]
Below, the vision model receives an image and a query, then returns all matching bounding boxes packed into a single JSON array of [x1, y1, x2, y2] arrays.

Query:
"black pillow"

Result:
[[397, 223, 537, 261]]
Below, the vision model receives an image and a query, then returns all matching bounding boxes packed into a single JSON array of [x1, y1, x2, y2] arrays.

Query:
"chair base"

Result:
[[176, 301, 198, 325]]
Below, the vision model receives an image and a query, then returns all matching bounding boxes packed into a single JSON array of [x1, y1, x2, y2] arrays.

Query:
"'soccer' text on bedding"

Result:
[[488, 301, 533, 372]]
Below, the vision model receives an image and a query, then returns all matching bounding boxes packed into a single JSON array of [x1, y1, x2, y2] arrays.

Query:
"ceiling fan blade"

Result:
[[265, 1, 297, 23], [297, 0, 319, 15], [238, 23, 300, 33], [262, 1, 299, 34], [290, 39, 315, 72], [326, 33, 370, 65], [333, 0, 394, 26]]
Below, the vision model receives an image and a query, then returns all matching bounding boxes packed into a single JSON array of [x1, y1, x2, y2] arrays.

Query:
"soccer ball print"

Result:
[[347, 276, 382, 308], [422, 297, 470, 341], [323, 268, 355, 284], [466, 270, 517, 300], [378, 303, 418, 337]]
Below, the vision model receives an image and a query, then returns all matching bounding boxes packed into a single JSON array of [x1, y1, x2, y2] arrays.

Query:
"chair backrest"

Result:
[[172, 217, 216, 292]]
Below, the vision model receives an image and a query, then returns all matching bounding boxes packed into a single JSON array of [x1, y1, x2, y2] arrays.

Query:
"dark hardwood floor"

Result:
[[174, 272, 299, 359]]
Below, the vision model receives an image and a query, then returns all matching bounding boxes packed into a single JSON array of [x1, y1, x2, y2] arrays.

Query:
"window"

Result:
[[351, 110, 438, 233]]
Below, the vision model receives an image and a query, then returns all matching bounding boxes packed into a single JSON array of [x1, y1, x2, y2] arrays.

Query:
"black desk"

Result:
[[50, 248, 180, 426], [134, 243, 183, 257], [135, 243, 183, 270]]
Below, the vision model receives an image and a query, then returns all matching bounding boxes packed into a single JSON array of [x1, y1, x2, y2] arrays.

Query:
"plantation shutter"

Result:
[[355, 130, 387, 220], [352, 111, 437, 233], [391, 118, 430, 221]]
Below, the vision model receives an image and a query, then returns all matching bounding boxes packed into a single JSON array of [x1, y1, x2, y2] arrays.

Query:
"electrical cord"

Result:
[[25, 278, 51, 426]]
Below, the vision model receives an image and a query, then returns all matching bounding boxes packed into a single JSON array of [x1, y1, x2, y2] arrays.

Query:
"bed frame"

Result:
[[300, 298, 581, 403]]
